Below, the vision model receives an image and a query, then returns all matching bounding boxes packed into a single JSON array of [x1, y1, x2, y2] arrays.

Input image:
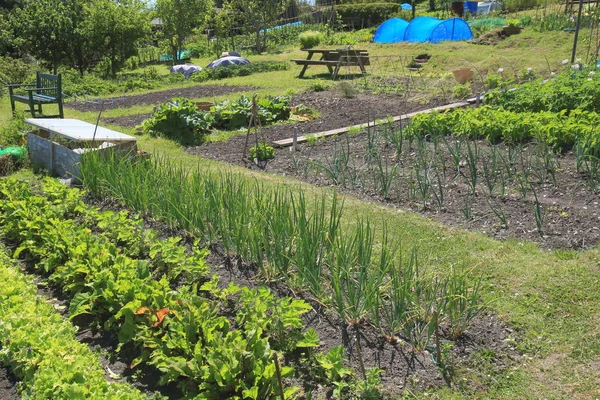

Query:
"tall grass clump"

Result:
[[299, 31, 324, 49]]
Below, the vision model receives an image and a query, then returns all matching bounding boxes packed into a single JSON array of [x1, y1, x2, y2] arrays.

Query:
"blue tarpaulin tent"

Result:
[[373, 18, 410, 43], [401, 3, 413, 10], [404, 17, 473, 43]]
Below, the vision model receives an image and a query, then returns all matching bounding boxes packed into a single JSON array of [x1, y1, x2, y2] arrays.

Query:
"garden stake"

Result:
[[242, 94, 264, 165], [273, 353, 285, 400]]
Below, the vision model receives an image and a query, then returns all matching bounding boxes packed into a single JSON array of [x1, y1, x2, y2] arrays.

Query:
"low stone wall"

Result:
[[27, 132, 136, 180]]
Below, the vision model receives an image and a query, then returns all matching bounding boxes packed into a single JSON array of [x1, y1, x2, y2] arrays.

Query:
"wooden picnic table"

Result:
[[292, 48, 370, 79]]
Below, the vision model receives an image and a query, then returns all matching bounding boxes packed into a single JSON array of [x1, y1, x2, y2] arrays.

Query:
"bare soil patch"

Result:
[[0, 364, 20, 400], [65, 84, 256, 113]]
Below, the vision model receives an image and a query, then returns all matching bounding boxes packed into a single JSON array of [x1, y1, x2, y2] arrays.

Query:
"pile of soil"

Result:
[[65, 84, 256, 113], [470, 28, 509, 45]]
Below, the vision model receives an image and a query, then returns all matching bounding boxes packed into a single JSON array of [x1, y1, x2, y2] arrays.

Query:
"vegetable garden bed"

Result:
[[189, 68, 600, 250]]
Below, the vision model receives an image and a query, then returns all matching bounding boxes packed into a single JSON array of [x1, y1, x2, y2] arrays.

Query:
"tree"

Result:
[[226, 0, 291, 54], [10, 0, 80, 73], [155, 0, 212, 62], [82, 0, 149, 77]]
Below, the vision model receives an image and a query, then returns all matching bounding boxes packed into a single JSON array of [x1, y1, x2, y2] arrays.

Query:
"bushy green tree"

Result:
[[82, 0, 149, 77], [10, 0, 80, 73], [155, 0, 213, 62], [225, 0, 291, 53]]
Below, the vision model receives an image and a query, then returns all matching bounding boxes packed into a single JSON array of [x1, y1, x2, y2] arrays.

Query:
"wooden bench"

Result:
[[7, 72, 64, 118], [292, 49, 370, 80]]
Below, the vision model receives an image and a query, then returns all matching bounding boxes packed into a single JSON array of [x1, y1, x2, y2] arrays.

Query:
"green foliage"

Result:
[[406, 106, 600, 153], [0, 177, 316, 399], [156, 0, 212, 62], [142, 98, 212, 145], [190, 61, 289, 82], [452, 83, 471, 100], [485, 68, 600, 114], [212, 95, 291, 130], [0, 112, 27, 147], [299, 30, 324, 49], [249, 142, 276, 161], [0, 56, 32, 95], [335, 3, 400, 26], [0, 250, 147, 399], [306, 81, 331, 92]]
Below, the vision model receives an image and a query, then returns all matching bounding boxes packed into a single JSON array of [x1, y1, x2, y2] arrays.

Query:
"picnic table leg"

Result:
[[298, 52, 315, 78], [298, 64, 309, 78], [332, 60, 342, 80], [358, 57, 367, 75]]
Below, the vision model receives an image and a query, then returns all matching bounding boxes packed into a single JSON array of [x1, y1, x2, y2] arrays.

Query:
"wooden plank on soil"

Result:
[[273, 100, 474, 148]]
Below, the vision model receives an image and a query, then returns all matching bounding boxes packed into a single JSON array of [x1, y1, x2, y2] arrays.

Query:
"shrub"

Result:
[[0, 56, 32, 97], [249, 142, 276, 161], [335, 3, 400, 27], [0, 113, 27, 147], [299, 30, 324, 49], [452, 84, 471, 100], [190, 61, 289, 82], [212, 95, 291, 130], [142, 98, 213, 145]]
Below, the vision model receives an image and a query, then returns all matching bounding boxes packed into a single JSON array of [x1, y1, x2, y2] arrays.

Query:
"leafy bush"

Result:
[[335, 3, 400, 26], [190, 61, 289, 82], [212, 95, 291, 130], [485, 68, 600, 113], [249, 142, 276, 161], [299, 30, 324, 49], [0, 56, 32, 96], [0, 113, 27, 147], [142, 98, 213, 145], [452, 84, 471, 100]]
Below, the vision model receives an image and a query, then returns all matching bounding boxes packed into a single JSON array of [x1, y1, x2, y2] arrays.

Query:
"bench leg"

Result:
[[10, 98, 16, 116], [58, 100, 64, 118], [37, 102, 42, 117]]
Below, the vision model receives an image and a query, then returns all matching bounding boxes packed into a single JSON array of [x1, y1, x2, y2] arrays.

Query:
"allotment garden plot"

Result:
[[190, 68, 600, 250]]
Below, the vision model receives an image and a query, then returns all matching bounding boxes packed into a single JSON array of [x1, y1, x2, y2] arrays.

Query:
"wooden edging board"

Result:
[[272, 96, 480, 148]]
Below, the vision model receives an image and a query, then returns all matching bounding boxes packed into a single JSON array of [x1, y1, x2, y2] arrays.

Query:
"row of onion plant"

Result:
[[80, 151, 485, 373]]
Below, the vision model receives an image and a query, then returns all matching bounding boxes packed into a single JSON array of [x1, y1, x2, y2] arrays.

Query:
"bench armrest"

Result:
[[5, 83, 36, 88], [25, 87, 59, 92]]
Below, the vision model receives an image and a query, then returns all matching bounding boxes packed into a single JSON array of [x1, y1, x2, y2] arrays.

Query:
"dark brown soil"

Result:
[[186, 90, 443, 155], [64, 84, 256, 113], [189, 119, 600, 250], [470, 28, 509, 45], [0, 364, 20, 400]]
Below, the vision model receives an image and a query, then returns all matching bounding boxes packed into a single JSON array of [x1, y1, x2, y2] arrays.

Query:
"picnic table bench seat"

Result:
[[293, 49, 370, 79], [7, 72, 64, 119]]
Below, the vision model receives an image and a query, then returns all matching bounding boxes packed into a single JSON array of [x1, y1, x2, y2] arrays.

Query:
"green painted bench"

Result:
[[7, 72, 64, 118]]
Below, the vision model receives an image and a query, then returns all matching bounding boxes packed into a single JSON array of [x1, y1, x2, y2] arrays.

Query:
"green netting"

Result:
[[0, 147, 27, 160], [468, 18, 506, 29]]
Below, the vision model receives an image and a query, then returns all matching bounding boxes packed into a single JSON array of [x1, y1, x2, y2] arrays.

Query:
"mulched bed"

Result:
[[64, 84, 256, 113], [0, 365, 20, 400]]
